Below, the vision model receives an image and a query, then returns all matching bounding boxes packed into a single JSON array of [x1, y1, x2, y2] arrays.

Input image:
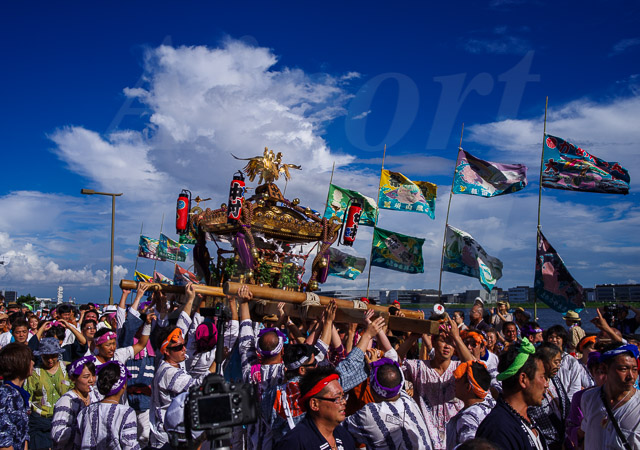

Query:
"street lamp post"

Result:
[[81, 189, 123, 305]]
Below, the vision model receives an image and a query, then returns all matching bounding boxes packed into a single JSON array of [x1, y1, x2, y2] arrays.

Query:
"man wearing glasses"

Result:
[[275, 366, 356, 450]]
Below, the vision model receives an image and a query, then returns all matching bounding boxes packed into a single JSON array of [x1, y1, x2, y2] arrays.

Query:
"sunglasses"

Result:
[[168, 343, 185, 352]]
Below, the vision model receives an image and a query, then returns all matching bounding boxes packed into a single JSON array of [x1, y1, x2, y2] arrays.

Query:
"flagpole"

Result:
[[534, 97, 549, 321], [153, 213, 165, 274], [438, 123, 464, 301], [366, 144, 386, 298], [133, 221, 143, 275], [323, 161, 336, 213]]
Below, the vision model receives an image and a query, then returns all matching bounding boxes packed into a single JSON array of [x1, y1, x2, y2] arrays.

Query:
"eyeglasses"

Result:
[[168, 343, 185, 352], [314, 393, 349, 404]]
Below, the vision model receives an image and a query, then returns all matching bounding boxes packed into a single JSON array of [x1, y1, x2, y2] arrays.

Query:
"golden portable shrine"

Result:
[[181, 148, 343, 292]]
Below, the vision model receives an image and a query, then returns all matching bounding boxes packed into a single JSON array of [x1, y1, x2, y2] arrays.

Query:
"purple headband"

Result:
[[138, 301, 152, 312], [522, 324, 543, 337], [68, 355, 96, 377], [95, 331, 117, 346], [587, 351, 602, 368], [96, 360, 131, 397], [370, 358, 404, 399], [257, 327, 287, 357]]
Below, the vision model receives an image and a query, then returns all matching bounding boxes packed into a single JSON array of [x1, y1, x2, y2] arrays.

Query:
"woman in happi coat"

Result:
[[25, 337, 72, 450], [75, 360, 139, 450], [0, 343, 35, 450], [51, 356, 98, 449]]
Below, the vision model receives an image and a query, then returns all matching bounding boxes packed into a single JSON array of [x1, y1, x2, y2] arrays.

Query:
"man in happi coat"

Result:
[[344, 358, 432, 449]]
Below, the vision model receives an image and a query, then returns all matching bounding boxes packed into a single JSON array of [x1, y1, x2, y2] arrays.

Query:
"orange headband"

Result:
[[578, 335, 596, 353], [161, 328, 183, 353], [466, 331, 487, 346], [454, 361, 488, 399], [299, 374, 340, 412]]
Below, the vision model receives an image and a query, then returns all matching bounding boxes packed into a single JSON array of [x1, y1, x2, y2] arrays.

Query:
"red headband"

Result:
[[299, 374, 340, 412]]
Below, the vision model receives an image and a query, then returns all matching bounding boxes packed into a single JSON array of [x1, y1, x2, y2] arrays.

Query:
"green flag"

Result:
[[371, 227, 424, 274], [323, 184, 378, 226]]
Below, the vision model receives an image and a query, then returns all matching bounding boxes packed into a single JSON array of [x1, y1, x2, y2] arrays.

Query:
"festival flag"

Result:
[[154, 270, 173, 285], [378, 170, 437, 219], [138, 236, 163, 261], [178, 231, 197, 245], [323, 184, 378, 226], [542, 134, 630, 194], [371, 227, 424, 274], [453, 149, 528, 197], [134, 271, 153, 283], [158, 233, 190, 262], [534, 230, 585, 313], [173, 264, 201, 285], [442, 225, 503, 291], [328, 247, 367, 280]]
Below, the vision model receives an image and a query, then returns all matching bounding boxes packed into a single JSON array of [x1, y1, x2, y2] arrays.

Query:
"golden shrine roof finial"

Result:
[[232, 147, 301, 184]]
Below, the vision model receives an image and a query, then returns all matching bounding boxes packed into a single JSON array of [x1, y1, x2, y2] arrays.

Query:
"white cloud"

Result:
[[462, 26, 531, 55], [3, 39, 360, 299], [351, 110, 371, 120], [610, 38, 640, 56], [0, 231, 127, 287]]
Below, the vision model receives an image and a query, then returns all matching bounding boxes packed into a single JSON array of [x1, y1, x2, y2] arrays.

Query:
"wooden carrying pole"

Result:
[[120, 280, 226, 297], [224, 281, 424, 320], [252, 299, 440, 335]]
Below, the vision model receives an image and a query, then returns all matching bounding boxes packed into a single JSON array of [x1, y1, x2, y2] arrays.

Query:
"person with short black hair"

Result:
[[275, 366, 356, 450], [503, 322, 519, 346], [11, 318, 30, 345], [344, 358, 432, 449], [0, 343, 34, 450], [75, 360, 140, 449], [579, 343, 640, 449], [446, 361, 494, 449], [476, 338, 548, 449]]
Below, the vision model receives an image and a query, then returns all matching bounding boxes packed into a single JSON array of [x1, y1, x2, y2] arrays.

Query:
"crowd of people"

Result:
[[0, 289, 639, 450]]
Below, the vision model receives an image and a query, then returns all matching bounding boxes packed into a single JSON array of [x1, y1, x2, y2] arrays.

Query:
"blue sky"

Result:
[[1, 1, 639, 302]]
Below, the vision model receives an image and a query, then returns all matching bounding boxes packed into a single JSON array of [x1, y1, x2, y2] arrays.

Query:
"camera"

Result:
[[602, 304, 628, 325], [187, 373, 258, 431]]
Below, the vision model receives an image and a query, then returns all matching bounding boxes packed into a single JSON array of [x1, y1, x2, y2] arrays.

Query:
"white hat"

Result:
[[474, 297, 485, 305]]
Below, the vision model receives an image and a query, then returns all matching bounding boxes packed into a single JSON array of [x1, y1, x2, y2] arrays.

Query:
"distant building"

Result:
[[2, 290, 17, 303], [462, 289, 498, 304], [508, 286, 534, 303], [320, 289, 441, 304], [595, 284, 640, 303]]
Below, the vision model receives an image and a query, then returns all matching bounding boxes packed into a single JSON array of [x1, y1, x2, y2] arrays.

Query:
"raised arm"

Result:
[[131, 312, 154, 355], [58, 319, 86, 346]]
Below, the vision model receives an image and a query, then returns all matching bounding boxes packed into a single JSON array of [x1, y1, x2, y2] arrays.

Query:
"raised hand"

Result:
[[237, 284, 253, 302]]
